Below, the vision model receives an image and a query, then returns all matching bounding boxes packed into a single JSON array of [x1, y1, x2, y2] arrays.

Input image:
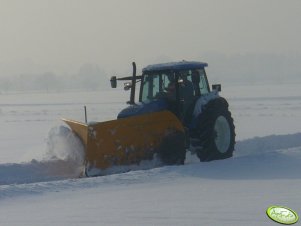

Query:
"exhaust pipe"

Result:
[[129, 62, 137, 105]]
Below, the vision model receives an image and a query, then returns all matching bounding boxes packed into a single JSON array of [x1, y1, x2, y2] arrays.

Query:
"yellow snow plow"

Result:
[[62, 111, 185, 176], [63, 61, 235, 176]]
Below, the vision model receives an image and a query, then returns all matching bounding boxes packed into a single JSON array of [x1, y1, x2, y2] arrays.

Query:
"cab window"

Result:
[[191, 69, 209, 96], [140, 71, 173, 103], [180, 69, 209, 96]]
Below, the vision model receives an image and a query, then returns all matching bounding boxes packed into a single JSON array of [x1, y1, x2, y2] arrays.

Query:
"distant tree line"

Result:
[[1, 53, 301, 93], [0, 63, 110, 93]]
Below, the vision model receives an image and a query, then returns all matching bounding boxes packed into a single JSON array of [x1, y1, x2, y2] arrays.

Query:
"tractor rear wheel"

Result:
[[196, 97, 235, 161]]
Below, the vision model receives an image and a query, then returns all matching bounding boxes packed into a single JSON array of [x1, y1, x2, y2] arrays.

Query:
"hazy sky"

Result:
[[0, 0, 300, 76]]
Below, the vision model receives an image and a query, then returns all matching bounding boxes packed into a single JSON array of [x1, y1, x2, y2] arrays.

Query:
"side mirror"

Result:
[[110, 76, 117, 88], [212, 84, 221, 92], [124, 82, 132, 91]]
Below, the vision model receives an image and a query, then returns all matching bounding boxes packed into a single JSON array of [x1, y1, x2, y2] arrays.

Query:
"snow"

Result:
[[0, 83, 301, 225]]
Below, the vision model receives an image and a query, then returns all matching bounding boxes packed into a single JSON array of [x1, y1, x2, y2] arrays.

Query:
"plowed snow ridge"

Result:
[[0, 131, 300, 187]]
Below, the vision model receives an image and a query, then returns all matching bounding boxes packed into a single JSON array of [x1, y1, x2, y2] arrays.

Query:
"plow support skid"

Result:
[[63, 111, 184, 171]]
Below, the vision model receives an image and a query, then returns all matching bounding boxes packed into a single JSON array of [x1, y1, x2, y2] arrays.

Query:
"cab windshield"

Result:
[[140, 71, 174, 103], [140, 68, 209, 103]]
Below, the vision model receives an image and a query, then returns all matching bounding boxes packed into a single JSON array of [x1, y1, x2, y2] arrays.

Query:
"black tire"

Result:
[[196, 97, 235, 161], [158, 130, 186, 165]]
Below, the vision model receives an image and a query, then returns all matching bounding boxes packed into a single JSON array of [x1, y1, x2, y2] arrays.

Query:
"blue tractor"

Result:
[[111, 61, 235, 163]]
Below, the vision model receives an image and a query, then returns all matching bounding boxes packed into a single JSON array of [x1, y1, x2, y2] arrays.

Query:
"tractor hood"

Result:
[[117, 99, 168, 119]]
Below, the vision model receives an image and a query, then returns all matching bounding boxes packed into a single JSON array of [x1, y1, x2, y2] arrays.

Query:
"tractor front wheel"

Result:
[[158, 130, 186, 165]]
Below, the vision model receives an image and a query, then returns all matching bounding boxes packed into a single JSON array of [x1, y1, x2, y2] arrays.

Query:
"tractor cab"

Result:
[[111, 61, 219, 125], [140, 62, 210, 120]]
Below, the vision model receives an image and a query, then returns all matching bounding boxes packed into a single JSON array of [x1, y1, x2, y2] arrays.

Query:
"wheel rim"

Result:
[[214, 115, 231, 153]]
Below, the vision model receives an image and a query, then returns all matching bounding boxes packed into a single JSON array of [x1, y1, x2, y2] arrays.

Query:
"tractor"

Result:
[[63, 61, 235, 176]]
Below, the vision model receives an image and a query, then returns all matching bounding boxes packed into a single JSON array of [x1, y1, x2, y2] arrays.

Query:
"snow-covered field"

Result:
[[0, 83, 300, 225]]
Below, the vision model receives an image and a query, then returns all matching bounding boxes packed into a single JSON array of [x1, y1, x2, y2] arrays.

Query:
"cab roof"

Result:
[[142, 61, 208, 73]]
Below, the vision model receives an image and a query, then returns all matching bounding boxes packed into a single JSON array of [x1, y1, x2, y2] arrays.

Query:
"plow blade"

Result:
[[62, 111, 185, 175]]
